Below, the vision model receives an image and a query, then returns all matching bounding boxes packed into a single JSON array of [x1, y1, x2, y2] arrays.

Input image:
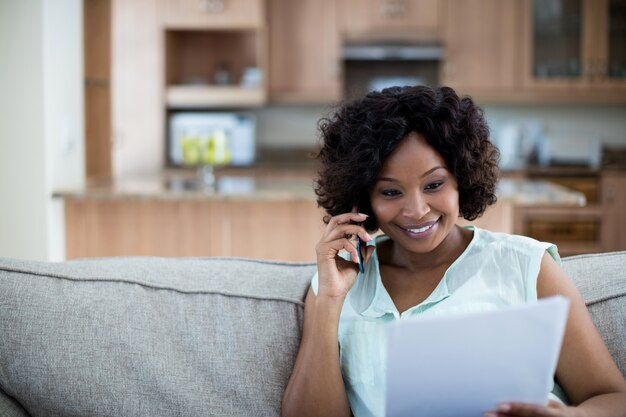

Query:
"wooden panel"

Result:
[[166, 85, 265, 107], [339, 0, 444, 39], [519, 0, 626, 97], [601, 173, 626, 252], [165, 30, 259, 85], [222, 200, 325, 261], [159, 0, 264, 29], [85, 83, 112, 180], [512, 204, 604, 256], [112, 0, 164, 177], [84, 0, 112, 180], [84, 0, 111, 80], [443, 0, 521, 92], [64, 198, 324, 261], [268, 0, 341, 103], [65, 200, 87, 259], [457, 200, 514, 234], [177, 201, 218, 256]]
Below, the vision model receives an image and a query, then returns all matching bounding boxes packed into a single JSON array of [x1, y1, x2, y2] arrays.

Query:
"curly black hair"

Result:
[[314, 85, 500, 232]]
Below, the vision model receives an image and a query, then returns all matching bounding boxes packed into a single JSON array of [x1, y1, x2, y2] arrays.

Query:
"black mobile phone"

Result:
[[356, 232, 365, 274], [352, 206, 365, 274]]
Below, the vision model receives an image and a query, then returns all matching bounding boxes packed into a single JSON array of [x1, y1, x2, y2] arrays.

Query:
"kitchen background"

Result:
[[1, 0, 625, 262]]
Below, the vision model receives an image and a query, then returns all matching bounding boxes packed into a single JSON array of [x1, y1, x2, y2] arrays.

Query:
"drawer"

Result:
[[160, 0, 265, 29], [526, 220, 600, 242], [525, 173, 600, 204], [545, 177, 600, 204]]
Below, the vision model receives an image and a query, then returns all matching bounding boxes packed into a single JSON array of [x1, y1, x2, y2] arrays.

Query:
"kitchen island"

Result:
[[55, 169, 587, 261]]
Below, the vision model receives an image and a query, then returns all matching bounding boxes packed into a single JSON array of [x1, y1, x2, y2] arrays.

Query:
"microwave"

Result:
[[167, 112, 256, 167]]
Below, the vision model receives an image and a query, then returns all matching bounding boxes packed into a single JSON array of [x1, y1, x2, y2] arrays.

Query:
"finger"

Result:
[[327, 212, 369, 229], [324, 224, 373, 243], [495, 402, 560, 417], [317, 237, 360, 265]]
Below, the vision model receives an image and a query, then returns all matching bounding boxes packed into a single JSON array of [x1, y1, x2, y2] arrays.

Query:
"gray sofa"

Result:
[[0, 252, 624, 417]]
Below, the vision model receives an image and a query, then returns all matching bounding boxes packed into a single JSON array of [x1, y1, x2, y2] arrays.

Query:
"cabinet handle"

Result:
[[199, 0, 225, 13], [606, 185, 616, 204], [380, 0, 405, 19]]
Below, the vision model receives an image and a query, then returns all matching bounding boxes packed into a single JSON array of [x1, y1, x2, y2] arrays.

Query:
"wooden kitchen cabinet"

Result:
[[268, 0, 342, 103], [513, 204, 604, 257], [442, 0, 522, 97], [338, 0, 445, 40], [164, 29, 268, 108], [84, 0, 112, 181], [64, 198, 324, 261], [519, 0, 626, 102], [159, 0, 265, 29], [457, 200, 515, 234], [160, 0, 269, 109], [111, 0, 164, 177], [510, 170, 626, 256], [601, 172, 626, 252]]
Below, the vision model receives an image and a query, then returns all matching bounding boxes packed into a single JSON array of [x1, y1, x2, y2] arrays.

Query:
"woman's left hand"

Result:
[[484, 401, 582, 417]]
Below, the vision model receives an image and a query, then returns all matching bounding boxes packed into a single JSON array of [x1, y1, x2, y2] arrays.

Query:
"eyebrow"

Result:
[[377, 166, 445, 183]]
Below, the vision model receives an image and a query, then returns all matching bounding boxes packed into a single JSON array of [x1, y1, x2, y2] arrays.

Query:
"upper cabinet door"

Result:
[[268, 0, 341, 103], [442, 0, 522, 95], [339, 0, 444, 39], [522, 0, 626, 96], [159, 0, 265, 29], [606, 0, 626, 81], [524, 0, 586, 86]]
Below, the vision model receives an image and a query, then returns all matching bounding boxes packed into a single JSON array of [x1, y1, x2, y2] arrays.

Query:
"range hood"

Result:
[[342, 41, 444, 100], [342, 42, 444, 61]]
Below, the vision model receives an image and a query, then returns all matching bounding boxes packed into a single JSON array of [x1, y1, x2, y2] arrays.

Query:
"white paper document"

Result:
[[385, 296, 570, 417]]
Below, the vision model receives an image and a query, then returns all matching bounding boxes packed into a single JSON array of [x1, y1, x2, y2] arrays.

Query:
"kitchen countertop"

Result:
[[54, 168, 587, 206]]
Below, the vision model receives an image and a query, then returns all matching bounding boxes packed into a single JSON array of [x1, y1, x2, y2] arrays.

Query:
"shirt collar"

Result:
[[353, 235, 452, 319]]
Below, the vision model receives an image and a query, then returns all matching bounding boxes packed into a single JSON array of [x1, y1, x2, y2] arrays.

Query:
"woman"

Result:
[[281, 86, 626, 417]]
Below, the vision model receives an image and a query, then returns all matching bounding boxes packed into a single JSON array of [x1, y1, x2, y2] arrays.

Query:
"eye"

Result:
[[381, 189, 402, 197], [425, 181, 443, 191]]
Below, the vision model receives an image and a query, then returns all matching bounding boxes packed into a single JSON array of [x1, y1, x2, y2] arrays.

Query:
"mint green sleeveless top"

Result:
[[311, 227, 561, 417]]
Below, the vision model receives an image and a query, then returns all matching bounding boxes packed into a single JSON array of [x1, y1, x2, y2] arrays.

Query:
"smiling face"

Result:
[[369, 131, 461, 256]]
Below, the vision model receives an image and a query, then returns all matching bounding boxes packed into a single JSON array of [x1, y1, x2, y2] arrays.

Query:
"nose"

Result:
[[403, 191, 430, 219]]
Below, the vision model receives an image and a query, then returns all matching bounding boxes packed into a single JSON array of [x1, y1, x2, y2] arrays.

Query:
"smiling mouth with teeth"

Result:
[[403, 218, 439, 234], [408, 224, 433, 233]]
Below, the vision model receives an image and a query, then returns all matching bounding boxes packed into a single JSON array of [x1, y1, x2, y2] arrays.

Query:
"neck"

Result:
[[386, 225, 472, 272]]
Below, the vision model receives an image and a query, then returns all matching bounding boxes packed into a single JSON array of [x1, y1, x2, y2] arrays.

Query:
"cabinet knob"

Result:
[[199, 0, 225, 13]]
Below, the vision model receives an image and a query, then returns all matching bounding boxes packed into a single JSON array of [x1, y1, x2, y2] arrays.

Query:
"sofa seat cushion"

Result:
[[0, 257, 315, 417]]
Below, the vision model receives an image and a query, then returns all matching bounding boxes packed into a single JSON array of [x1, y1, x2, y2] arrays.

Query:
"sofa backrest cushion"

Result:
[[0, 257, 315, 417], [1, 251, 624, 417], [561, 251, 626, 377]]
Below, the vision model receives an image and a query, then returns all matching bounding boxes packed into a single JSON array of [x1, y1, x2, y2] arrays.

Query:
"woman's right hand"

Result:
[[315, 212, 374, 300]]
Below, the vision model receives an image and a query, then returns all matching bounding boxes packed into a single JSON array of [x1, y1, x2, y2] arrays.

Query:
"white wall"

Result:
[[483, 104, 626, 147], [43, 0, 84, 261], [253, 103, 626, 150], [0, 0, 83, 261]]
